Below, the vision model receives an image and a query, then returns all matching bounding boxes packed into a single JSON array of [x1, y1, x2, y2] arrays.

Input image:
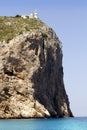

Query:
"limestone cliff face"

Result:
[[0, 20, 73, 118]]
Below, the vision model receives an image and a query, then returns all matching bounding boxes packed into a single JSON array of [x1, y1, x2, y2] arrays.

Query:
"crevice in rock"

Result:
[[3, 87, 12, 97], [16, 91, 25, 96], [3, 67, 15, 76]]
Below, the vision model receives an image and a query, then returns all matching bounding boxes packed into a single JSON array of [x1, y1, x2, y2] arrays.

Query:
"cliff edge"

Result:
[[0, 16, 73, 118]]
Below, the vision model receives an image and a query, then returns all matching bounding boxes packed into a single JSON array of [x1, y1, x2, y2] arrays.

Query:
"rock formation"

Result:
[[0, 17, 73, 118]]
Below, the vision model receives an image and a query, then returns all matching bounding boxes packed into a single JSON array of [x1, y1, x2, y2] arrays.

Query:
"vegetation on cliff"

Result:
[[0, 16, 44, 42]]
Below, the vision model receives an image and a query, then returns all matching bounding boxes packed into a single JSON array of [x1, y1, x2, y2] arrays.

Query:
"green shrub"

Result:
[[15, 14, 21, 17], [0, 16, 45, 42], [42, 33, 48, 38]]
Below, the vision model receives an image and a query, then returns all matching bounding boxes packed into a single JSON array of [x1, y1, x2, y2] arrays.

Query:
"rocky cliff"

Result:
[[0, 17, 73, 118]]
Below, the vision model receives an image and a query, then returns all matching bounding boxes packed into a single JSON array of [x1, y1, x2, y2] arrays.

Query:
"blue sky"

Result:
[[0, 0, 87, 117]]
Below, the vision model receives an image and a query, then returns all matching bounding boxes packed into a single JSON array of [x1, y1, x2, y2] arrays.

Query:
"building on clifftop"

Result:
[[21, 12, 38, 19]]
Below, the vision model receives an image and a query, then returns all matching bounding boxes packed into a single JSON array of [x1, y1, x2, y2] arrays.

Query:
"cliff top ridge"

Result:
[[0, 16, 48, 42]]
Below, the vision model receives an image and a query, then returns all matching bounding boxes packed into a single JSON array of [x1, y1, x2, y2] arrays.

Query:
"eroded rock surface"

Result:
[[0, 25, 73, 118]]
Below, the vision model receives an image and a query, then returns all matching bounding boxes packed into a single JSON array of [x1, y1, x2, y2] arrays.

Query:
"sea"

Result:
[[0, 117, 87, 130]]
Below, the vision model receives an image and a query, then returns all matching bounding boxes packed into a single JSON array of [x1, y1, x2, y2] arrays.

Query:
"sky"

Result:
[[0, 0, 87, 117]]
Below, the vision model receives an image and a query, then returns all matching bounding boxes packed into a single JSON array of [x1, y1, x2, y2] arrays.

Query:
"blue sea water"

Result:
[[0, 117, 87, 130]]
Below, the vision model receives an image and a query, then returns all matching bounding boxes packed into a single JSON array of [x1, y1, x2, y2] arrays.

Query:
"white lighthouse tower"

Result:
[[34, 12, 38, 19]]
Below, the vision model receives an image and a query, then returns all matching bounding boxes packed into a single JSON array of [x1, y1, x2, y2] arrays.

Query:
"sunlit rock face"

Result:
[[0, 19, 73, 118]]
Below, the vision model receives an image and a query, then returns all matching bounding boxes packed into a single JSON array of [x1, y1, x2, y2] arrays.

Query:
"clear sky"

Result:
[[0, 0, 87, 117]]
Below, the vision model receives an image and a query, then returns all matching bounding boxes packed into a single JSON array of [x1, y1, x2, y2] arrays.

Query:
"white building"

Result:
[[21, 15, 27, 19], [28, 13, 34, 18], [21, 12, 38, 19], [34, 12, 38, 18], [28, 12, 38, 19]]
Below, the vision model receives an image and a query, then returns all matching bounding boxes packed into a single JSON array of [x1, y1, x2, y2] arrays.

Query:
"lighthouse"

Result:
[[34, 12, 38, 19]]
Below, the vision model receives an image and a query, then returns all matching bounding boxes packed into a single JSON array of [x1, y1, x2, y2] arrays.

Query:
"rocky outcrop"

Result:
[[0, 22, 73, 118]]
